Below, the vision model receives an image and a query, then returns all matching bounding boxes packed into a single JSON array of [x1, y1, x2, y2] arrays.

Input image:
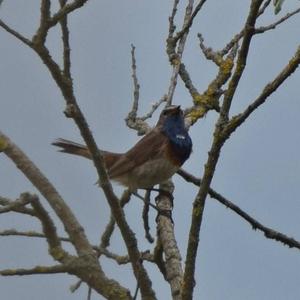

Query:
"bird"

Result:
[[52, 105, 192, 191]]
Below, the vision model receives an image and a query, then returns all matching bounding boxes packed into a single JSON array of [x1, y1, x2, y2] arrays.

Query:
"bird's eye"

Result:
[[163, 110, 168, 116]]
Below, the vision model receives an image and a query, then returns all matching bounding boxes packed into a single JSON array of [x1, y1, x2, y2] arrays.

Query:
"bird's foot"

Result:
[[145, 188, 174, 207]]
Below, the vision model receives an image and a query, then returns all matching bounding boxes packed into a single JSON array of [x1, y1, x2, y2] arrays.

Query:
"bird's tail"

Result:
[[52, 138, 91, 159]]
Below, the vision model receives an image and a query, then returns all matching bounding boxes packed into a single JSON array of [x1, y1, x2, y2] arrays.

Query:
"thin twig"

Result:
[[59, 0, 72, 78], [166, 0, 195, 106], [140, 96, 167, 121], [0, 193, 33, 214], [0, 19, 32, 46], [168, 0, 180, 39], [129, 44, 140, 119], [174, 0, 208, 43], [220, 2, 299, 56], [220, 0, 270, 56], [100, 189, 131, 249], [255, 7, 300, 34], [0, 264, 67, 276], [87, 286, 92, 300], [143, 190, 155, 243], [125, 45, 152, 135], [133, 282, 140, 300], [197, 33, 223, 66], [223, 46, 300, 137], [258, 0, 272, 16], [70, 280, 83, 293], [178, 169, 300, 250], [48, 0, 90, 28], [221, 0, 264, 120], [0, 229, 69, 242]]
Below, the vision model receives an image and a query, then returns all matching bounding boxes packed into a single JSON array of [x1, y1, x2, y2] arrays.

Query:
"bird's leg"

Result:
[[132, 191, 155, 243], [142, 190, 154, 243], [133, 189, 174, 223], [144, 188, 174, 208]]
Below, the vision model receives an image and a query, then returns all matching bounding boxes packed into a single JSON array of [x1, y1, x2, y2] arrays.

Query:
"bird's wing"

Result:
[[108, 129, 167, 178]]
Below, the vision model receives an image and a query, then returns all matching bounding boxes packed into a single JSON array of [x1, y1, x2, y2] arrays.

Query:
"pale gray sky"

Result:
[[1, 1, 300, 299]]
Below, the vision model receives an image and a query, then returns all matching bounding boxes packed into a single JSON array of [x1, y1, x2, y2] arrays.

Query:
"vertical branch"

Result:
[[182, 2, 264, 299], [166, 0, 196, 105], [129, 44, 140, 119], [220, 0, 264, 120], [33, 0, 51, 44], [156, 182, 183, 300], [59, 0, 72, 78], [182, 127, 225, 300]]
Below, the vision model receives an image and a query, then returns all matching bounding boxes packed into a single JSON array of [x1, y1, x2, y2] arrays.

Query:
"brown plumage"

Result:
[[52, 105, 192, 190]]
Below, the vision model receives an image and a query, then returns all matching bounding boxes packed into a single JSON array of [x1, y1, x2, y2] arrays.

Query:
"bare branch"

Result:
[[178, 169, 300, 250], [182, 128, 224, 300], [166, 0, 195, 106], [0, 265, 67, 276], [198, 33, 223, 66], [181, 2, 265, 289], [224, 45, 300, 137], [140, 96, 167, 121], [0, 229, 69, 242], [156, 181, 183, 300], [22, 16, 155, 295], [186, 42, 237, 126], [0, 229, 145, 264], [0, 132, 94, 256], [142, 190, 155, 243], [29, 193, 69, 260], [255, 7, 300, 34], [220, 0, 270, 57], [129, 44, 140, 120], [125, 45, 151, 135], [178, 62, 200, 99], [33, 0, 51, 45], [0, 193, 33, 214], [99, 190, 131, 250], [220, 31, 244, 57], [0, 19, 32, 46], [173, 0, 208, 43], [168, 0, 180, 39], [0, 196, 36, 216], [220, 2, 299, 56], [221, 0, 264, 120], [258, 0, 272, 16], [49, 0, 90, 28], [59, 0, 72, 78], [125, 46, 166, 135]]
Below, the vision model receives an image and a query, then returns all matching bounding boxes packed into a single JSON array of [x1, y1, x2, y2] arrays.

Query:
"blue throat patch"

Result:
[[162, 114, 192, 164]]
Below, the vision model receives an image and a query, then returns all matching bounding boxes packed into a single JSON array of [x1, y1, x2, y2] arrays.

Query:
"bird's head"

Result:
[[157, 105, 184, 127], [158, 105, 192, 164]]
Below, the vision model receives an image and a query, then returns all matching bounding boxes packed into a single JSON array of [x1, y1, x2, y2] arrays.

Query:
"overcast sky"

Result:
[[1, 1, 300, 299]]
